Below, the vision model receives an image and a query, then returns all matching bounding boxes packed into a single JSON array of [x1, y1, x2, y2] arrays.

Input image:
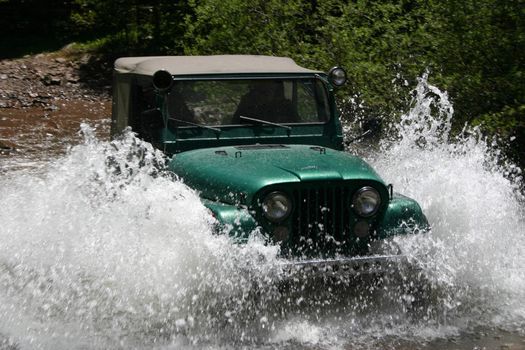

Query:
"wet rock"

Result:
[[42, 75, 62, 86], [35, 70, 45, 79], [0, 51, 110, 114], [33, 99, 50, 106], [50, 77, 62, 86], [66, 73, 79, 83], [43, 120, 59, 129], [0, 140, 17, 152], [44, 104, 59, 111]]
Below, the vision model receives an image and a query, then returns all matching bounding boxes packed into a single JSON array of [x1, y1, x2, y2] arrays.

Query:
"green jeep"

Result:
[[111, 55, 428, 275]]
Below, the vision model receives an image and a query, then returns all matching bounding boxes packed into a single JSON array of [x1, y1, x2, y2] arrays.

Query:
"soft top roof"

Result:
[[114, 55, 322, 76]]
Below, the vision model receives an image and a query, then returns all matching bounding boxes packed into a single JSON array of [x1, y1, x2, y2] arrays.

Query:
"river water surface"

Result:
[[0, 78, 524, 349]]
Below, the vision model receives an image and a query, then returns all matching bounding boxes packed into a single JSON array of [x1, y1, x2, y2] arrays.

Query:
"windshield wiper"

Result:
[[169, 117, 222, 134], [239, 115, 292, 131]]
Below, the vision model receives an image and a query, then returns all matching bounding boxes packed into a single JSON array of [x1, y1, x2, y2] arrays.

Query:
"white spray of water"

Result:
[[0, 126, 281, 349], [371, 74, 525, 330]]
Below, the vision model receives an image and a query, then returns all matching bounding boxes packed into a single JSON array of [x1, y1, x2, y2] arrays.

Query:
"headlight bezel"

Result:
[[352, 186, 382, 217], [261, 191, 292, 223]]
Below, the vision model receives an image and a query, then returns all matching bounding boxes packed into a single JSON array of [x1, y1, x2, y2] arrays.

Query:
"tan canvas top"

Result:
[[114, 55, 322, 76]]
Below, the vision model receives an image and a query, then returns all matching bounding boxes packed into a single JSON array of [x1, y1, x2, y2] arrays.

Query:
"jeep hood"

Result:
[[168, 144, 385, 205]]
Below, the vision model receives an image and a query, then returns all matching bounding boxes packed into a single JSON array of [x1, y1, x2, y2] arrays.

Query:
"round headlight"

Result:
[[352, 186, 381, 217], [262, 191, 292, 222]]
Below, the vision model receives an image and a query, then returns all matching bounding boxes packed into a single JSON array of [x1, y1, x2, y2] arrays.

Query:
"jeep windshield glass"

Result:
[[238, 115, 292, 131], [163, 78, 330, 127]]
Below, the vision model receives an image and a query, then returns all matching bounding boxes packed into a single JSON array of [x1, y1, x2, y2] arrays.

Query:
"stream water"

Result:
[[0, 77, 524, 349]]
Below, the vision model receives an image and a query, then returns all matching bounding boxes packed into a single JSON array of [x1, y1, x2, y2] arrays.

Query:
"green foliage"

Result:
[[184, 0, 311, 57], [473, 104, 525, 166], [475, 105, 525, 135], [426, 0, 525, 126], [70, 0, 150, 53], [307, 0, 437, 120], [69, 1, 192, 55]]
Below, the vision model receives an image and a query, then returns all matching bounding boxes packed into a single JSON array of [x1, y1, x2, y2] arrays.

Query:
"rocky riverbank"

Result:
[[0, 49, 111, 165]]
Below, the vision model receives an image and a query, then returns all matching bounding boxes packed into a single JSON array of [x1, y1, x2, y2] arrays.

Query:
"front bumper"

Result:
[[279, 254, 410, 277]]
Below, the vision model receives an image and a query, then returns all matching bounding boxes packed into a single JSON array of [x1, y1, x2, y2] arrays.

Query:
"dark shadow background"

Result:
[[0, 0, 75, 58]]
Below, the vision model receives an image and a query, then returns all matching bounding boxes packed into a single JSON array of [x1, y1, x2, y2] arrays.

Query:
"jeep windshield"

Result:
[[161, 78, 330, 127]]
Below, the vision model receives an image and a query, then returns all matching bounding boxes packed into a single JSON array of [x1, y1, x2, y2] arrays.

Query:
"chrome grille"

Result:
[[291, 185, 352, 250]]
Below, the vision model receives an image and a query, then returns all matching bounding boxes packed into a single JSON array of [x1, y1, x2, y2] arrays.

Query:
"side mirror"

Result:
[[327, 67, 347, 87], [152, 70, 173, 92]]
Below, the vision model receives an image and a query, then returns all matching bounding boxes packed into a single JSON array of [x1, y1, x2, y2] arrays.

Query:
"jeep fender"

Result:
[[376, 193, 429, 238], [202, 199, 258, 243]]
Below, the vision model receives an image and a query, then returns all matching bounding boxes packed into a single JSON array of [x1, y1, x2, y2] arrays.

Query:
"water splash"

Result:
[[0, 126, 281, 349], [371, 74, 525, 331]]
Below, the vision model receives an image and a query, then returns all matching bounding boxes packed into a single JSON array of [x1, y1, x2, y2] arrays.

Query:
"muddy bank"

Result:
[[0, 50, 111, 169]]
